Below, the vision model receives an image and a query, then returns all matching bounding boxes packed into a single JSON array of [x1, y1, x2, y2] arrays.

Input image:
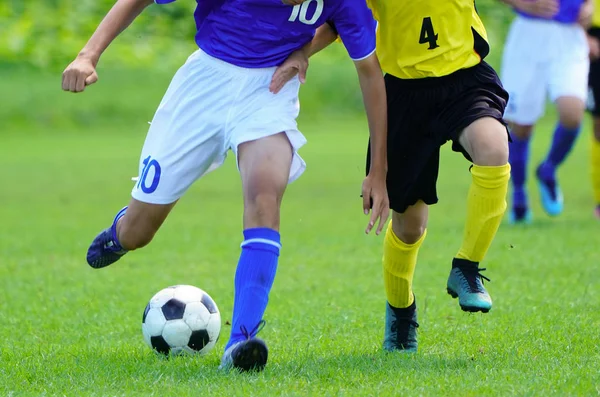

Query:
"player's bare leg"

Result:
[[446, 117, 510, 312], [86, 199, 176, 269], [592, 117, 600, 218], [382, 202, 428, 352], [537, 96, 585, 216], [220, 132, 292, 372]]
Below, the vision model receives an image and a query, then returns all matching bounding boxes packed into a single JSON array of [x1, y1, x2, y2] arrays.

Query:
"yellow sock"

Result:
[[456, 164, 510, 262], [591, 137, 600, 205], [383, 222, 426, 309]]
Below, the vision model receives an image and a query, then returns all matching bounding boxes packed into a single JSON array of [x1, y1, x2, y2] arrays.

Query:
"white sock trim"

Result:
[[240, 238, 282, 249]]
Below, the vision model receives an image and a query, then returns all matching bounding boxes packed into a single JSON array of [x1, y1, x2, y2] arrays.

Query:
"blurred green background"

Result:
[[0, 0, 516, 128]]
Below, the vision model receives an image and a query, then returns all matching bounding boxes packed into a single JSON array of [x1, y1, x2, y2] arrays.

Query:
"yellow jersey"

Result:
[[367, 0, 490, 79], [592, 0, 600, 28]]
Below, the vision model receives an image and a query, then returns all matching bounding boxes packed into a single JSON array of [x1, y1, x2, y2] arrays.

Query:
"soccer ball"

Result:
[[142, 285, 221, 356]]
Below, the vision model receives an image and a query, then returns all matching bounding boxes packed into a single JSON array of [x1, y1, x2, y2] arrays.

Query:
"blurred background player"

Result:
[[500, 0, 593, 223], [275, 0, 511, 352], [62, 0, 389, 372], [587, 5, 600, 218]]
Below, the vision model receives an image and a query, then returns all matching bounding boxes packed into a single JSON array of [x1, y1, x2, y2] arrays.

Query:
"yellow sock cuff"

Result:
[[385, 221, 427, 251], [470, 164, 511, 189]]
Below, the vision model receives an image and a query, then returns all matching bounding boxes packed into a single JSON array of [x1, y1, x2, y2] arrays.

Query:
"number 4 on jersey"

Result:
[[419, 17, 439, 50]]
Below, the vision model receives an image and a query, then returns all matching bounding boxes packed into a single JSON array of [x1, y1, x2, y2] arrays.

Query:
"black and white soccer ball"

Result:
[[142, 285, 221, 356]]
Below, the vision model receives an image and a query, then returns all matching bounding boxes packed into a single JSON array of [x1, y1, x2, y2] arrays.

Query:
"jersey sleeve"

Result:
[[330, 0, 377, 61], [155, 0, 176, 4]]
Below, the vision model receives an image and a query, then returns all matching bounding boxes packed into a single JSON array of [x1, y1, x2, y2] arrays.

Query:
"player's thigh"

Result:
[[131, 51, 233, 205], [441, 62, 510, 166], [501, 18, 548, 125]]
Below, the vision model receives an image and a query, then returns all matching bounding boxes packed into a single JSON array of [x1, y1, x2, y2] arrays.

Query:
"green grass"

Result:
[[1, 64, 599, 397]]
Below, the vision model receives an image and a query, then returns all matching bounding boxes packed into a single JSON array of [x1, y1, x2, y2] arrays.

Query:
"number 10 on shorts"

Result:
[[137, 155, 162, 194]]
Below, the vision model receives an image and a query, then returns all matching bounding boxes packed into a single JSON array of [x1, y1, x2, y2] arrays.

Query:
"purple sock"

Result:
[[509, 134, 530, 208], [538, 123, 581, 181]]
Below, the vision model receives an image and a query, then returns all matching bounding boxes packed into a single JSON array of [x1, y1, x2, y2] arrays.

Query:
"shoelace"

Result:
[[460, 267, 490, 293], [240, 319, 266, 340]]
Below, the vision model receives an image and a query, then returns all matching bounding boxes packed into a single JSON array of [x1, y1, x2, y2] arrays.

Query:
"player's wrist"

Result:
[[77, 49, 101, 66]]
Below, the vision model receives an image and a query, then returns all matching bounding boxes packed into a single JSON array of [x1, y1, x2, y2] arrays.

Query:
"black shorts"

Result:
[[366, 61, 509, 214], [589, 28, 600, 116]]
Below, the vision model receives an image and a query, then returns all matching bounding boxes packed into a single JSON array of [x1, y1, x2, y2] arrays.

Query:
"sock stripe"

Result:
[[241, 238, 282, 249]]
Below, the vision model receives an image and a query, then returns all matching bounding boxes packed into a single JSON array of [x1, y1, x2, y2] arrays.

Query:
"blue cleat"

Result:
[[383, 300, 418, 353], [447, 259, 492, 313], [536, 165, 563, 216], [86, 207, 128, 269], [220, 321, 268, 372], [508, 206, 532, 225]]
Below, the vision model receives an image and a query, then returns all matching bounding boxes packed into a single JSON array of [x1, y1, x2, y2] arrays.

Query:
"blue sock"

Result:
[[225, 228, 280, 350], [538, 123, 581, 181], [509, 134, 530, 208]]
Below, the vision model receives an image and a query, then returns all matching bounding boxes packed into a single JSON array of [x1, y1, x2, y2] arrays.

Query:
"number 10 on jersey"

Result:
[[288, 0, 324, 25]]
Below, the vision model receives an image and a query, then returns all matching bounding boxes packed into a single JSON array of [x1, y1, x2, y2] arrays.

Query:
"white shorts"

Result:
[[131, 50, 306, 204], [501, 16, 589, 125]]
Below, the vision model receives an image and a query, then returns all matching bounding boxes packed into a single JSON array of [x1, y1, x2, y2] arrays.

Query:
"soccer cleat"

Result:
[[447, 258, 492, 313], [86, 207, 128, 269], [383, 300, 418, 353], [536, 165, 563, 216], [220, 321, 268, 372], [508, 206, 532, 225], [595, 205, 600, 220]]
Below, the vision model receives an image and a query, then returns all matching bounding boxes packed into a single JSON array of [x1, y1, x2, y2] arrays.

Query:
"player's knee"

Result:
[[245, 192, 282, 229], [117, 218, 157, 250], [392, 208, 427, 244], [470, 132, 509, 166]]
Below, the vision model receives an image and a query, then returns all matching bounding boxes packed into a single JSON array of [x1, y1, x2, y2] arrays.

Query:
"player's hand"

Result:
[[269, 49, 309, 94], [520, 0, 559, 18], [361, 172, 390, 235], [589, 35, 600, 60], [62, 56, 99, 93], [578, 0, 594, 28]]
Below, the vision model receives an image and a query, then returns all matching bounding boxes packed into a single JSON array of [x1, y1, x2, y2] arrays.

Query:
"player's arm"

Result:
[[269, 23, 338, 94], [498, 0, 559, 18], [353, 53, 389, 235], [62, 0, 155, 92]]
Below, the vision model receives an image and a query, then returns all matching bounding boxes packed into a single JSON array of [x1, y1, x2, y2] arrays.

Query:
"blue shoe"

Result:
[[447, 259, 492, 313], [383, 300, 418, 352], [86, 207, 128, 269], [508, 206, 532, 225], [220, 321, 268, 372], [536, 165, 563, 216]]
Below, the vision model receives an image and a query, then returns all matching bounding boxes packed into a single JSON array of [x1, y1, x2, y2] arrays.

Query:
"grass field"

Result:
[[1, 63, 600, 396]]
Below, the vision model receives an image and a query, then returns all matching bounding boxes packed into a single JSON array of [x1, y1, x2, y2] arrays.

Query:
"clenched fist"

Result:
[[62, 56, 99, 93]]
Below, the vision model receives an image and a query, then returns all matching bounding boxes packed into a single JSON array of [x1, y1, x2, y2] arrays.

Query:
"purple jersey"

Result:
[[155, 0, 377, 68], [516, 0, 585, 23]]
